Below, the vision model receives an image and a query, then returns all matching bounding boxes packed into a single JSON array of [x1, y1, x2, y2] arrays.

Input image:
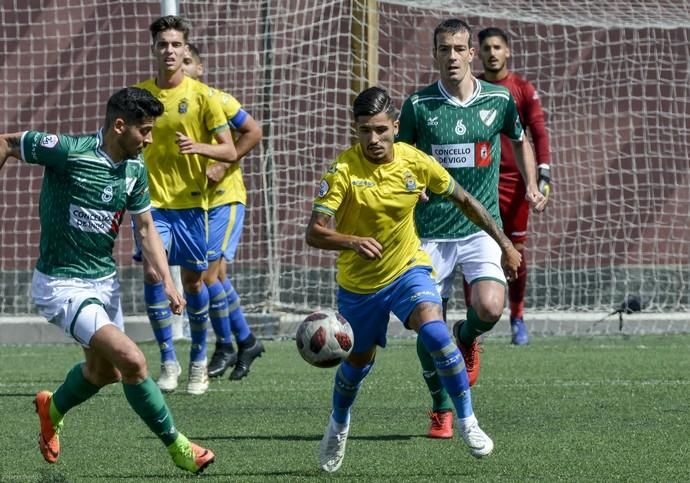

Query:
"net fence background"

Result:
[[1, 1, 688, 327]]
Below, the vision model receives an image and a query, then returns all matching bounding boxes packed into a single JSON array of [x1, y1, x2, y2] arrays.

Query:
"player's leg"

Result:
[[134, 211, 181, 391], [87, 321, 214, 474], [416, 241, 455, 438], [454, 232, 507, 385], [168, 208, 212, 395], [222, 204, 265, 381], [180, 266, 210, 395], [30, 272, 107, 463], [204, 258, 236, 377], [397, 267, 493, 458], [499, 185, 530, 345], [318, 286, 385, 473], [205, 204, 236, 377]]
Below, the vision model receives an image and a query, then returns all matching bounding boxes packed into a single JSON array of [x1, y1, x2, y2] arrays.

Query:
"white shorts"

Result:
[[422, 231, 506, 299], [31, 270, 124, 347]]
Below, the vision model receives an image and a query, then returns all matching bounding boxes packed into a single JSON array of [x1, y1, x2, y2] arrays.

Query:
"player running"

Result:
[[397, 18, 546, 439], [0, 87, 214, 474], [307, 86, 522, 472], [476, 26, 553, 345]]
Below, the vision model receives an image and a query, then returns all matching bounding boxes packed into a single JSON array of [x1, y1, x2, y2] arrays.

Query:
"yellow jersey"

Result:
[[136, 76, 229, 209], [207, 88, 247, 208], [313, 142, 455, 293]]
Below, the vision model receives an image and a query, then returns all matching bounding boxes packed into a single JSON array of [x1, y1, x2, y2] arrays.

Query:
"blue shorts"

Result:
[[132, 208, 208, 271], [207, 203, 245, 262], [336, 266, 441, 353]]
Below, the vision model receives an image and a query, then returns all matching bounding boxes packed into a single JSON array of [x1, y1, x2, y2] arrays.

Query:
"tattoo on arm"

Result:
[[6, 136, 20, 150], [0, 134, 22, 169], [450, 189, 508, 248]]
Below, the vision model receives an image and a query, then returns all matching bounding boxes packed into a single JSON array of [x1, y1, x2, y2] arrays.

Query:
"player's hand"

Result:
[[351, 236, 383, 260], [175, 131, 199, 155], [418, 188, 429, 204], [165, 286, 186, 315], [501, 244, 522, 281], [206, 163, 227, 184], [537, 166, 552, 207], [525, 184, 547, 213]]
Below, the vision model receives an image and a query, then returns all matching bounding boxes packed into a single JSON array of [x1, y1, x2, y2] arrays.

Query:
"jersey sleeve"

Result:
[[312, 160, 348, 217], [422, 152, 455, 197], [502, 94, 525, 141], [20, 131, 73, 170], [127, 162, 151, 214], [203, 89, 232, 134], [520, 82, 551, 166], [396, 96, 417, 144], [216, 89, 249, 129]]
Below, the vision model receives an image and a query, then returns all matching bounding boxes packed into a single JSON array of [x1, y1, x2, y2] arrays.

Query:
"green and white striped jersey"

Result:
[[398, 79, 523, 239], [21, 130, 150, 279]]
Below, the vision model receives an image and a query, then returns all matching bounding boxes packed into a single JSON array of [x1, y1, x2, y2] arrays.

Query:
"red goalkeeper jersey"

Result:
[[478, 71, 551, 187]]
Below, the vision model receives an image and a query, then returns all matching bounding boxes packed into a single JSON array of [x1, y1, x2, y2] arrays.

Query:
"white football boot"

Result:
[[319, 414, 350, 473], [459, 415, 494, 458], [157, 360, 181, 393], [186, 359, 209, 395]]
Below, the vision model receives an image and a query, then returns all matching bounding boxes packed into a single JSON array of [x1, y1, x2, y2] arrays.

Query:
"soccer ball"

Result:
[[295, 309, 354, 368]]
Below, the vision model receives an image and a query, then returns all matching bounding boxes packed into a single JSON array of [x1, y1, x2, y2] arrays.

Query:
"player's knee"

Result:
[[474, 302, 503, 323], [181, 271, 204, 294], [118, 347, 148, 381]]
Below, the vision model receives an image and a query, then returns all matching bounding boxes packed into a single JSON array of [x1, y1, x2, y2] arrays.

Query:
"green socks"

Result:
[[123, 376, 179, 446], [459, 306, 497, 344], [51, 362, 100, 424]]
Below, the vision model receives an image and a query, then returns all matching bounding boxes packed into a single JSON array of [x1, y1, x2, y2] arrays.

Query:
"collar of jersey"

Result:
[[94, 128, 125, 169], [436, 78, 481, 108]]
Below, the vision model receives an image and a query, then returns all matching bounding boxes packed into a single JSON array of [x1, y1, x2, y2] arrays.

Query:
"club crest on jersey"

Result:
[[479, 109, 497, 127], [454, 119, 466, 136], [178, 98, 189, 114], [318, 180, 329, 198], [40, 134, 59, 148], [404, 171, 416, 191], [102, 185, 114, 203]]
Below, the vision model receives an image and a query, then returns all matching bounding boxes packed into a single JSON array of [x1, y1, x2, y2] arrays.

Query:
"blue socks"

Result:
[[207, 281, 232, 344], [332, 361, 373, 424], [185, 285, 210, 363], [144, 282, 175, 363], [223, 277, 251, 343], [417, 320, 473, 418]]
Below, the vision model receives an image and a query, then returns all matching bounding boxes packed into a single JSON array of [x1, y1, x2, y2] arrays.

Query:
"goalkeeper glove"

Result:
[[537, 165, 552, 200]]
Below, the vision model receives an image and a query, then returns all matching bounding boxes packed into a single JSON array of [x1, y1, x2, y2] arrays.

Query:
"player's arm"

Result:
[[133, 210, 185, 315], [305, 211, 383, 261], [0, 133, 25, 170], [522, 83, 552, 204], [446, 183, 521, 278], [512, 138, 546, 212], [206, 111, 262, 184], [232, 111, 262, 160], [176, 126, 237, 163]]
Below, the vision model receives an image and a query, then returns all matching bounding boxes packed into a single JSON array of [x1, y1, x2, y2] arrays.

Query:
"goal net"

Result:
[[1, 0, 688, 331]]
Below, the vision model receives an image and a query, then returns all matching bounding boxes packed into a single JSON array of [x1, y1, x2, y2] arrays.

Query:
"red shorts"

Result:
[[499, 180, 529, 243]]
